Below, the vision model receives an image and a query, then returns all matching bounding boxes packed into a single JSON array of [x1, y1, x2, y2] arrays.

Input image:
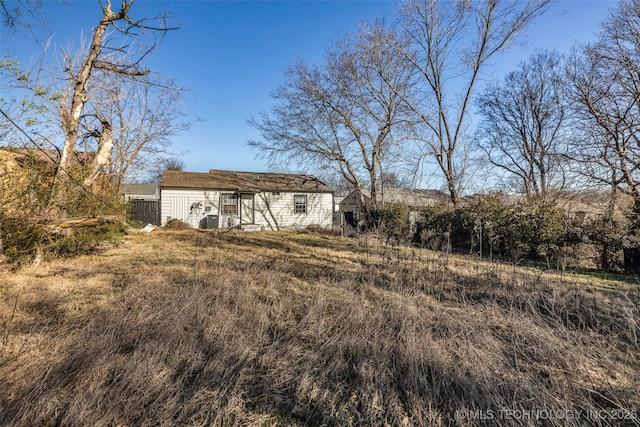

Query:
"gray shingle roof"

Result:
[[381, 188, 448, 206], [160, 169, 333, 193], [121, 184, 159, 196]]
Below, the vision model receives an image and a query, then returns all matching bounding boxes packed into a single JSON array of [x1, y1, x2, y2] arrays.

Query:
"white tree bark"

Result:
[[50, 1, 132, 216], [83, 119, 113, 187]]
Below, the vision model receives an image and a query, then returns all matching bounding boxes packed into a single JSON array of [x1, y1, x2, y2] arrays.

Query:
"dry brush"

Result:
[[0, 230, 638, 426]]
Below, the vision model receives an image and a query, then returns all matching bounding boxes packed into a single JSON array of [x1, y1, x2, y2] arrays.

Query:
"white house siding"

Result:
[[253, 192, 333, 230], [160, 188, 220, 227], [162, 188, 333, 230]]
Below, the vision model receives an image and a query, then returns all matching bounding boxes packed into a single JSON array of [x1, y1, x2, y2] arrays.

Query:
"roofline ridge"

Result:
[[208, 168, 319, 178]]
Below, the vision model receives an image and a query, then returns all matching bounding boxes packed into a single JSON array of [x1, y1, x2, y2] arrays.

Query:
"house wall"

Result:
[[161, 188, 333, 230], [253, 191, 333, 230], [160, 188, 221, 228]]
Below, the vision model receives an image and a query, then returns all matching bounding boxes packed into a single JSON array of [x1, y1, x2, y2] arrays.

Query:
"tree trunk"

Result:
[[49, 1, 130, 218], [83, 120, 113, 188], [631, 192, 640, 231], [0, 229, 5, 266], [357, 188, 370, 230], [446, 174, 460, 208]]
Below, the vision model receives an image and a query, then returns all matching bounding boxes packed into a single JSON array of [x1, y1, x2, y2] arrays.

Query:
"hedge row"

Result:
[[371, 195, 633, 272]]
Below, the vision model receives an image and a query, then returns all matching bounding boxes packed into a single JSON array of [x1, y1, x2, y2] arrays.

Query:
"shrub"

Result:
[[417, 195, 586, 267], [63, 185, 126, 218], [584, 212, 628, 272], [369, 203, 411, 242], [49, 223, 125, 258], [418, 196, 511, 257], [416, 202, 457, 251], [0, 212, 126, 267], [0, 215, 45, 267]]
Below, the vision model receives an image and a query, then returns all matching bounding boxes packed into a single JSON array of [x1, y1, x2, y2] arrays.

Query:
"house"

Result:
[[120, 184, 159, 201], [381, 188, 448, 207], [338, 188, 448, 227], [160, 169, 334, 230]]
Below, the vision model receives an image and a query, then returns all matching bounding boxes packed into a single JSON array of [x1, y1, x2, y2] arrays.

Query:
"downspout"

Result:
[[238, 190, 242, 226]]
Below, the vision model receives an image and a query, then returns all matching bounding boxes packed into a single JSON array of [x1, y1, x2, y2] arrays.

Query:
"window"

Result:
[[294, 194, 307, 214], [222, 194, 238, 215]]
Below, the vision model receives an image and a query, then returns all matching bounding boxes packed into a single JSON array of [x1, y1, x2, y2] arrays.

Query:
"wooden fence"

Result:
[[129, 200, 160, 226]]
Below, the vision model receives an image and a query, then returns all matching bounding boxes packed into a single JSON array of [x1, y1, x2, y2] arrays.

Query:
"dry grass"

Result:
[[0, 229, 639, 426]]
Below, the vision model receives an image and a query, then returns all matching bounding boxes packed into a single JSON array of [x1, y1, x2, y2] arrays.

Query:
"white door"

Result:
[[240, 194, 254, 224]]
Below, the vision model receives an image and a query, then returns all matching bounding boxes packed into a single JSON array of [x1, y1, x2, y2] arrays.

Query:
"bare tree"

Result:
[[50, 0, 176, 217], [249, 23, 415, 225], [566, 0, 640, 225], [392, 0, 550, 206], [0, 0, 45, 38], [476, 50, 569, 197], [81, 72, 190, 191], [146, 157, 184, 184]]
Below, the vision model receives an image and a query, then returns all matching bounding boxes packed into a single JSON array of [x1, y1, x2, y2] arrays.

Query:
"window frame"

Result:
[[294, 194, 307, 214], [221, 193, 238, 215]]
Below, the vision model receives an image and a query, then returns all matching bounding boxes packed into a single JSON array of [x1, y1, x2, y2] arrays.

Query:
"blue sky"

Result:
[[2, 0, 612, 176]]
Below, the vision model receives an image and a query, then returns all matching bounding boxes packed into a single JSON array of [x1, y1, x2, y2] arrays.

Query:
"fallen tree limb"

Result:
[[45, 215, 121, 231]]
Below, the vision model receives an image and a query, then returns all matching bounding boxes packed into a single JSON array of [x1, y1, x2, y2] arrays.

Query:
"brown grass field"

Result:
[[0, 229, 639, 426]]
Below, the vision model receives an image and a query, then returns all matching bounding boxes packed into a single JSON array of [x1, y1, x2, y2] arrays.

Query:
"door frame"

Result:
[[239, 192, 255, 225]]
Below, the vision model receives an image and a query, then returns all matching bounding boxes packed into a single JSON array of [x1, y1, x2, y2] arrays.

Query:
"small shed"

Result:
[[160, 169, 334, 230]]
